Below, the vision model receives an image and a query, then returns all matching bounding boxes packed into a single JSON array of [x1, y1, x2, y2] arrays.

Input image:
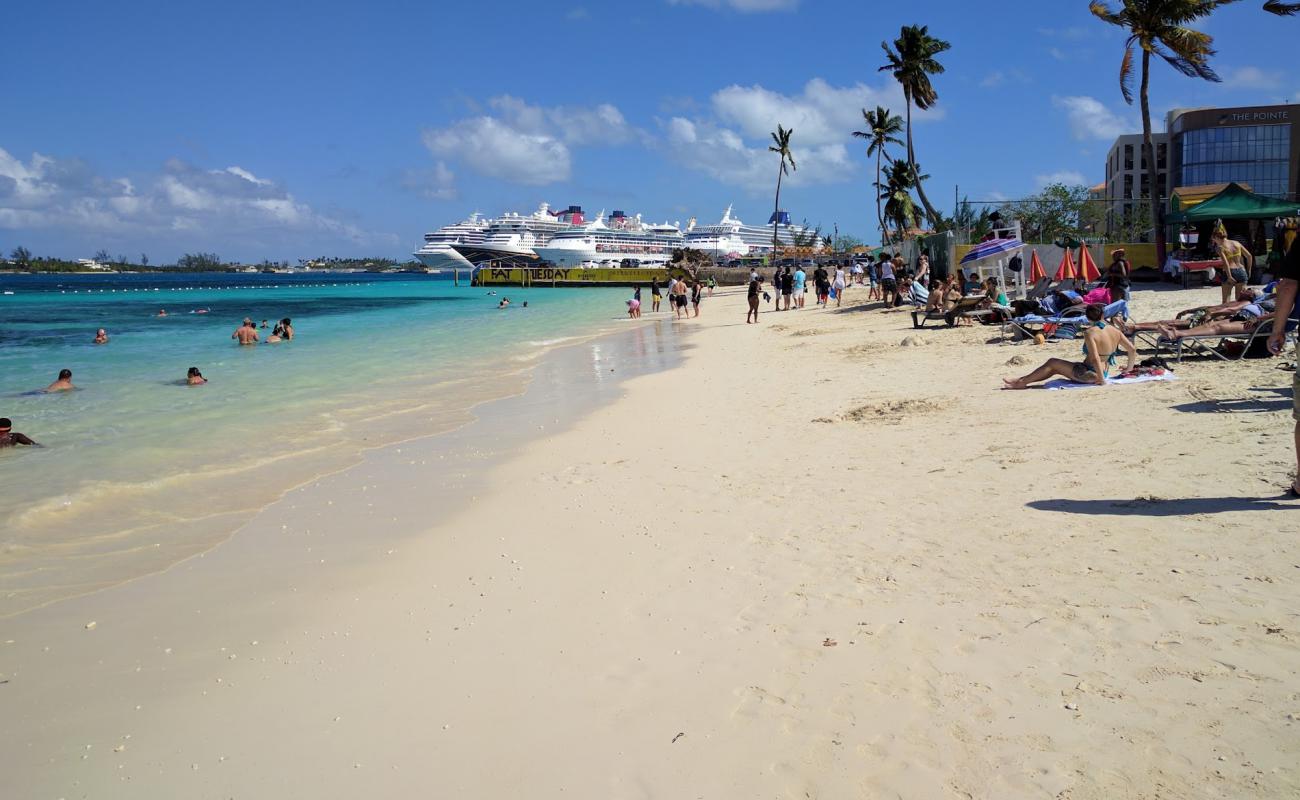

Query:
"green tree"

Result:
[[140, 253, 149, 267], [879, 159, 919, 242], [10, 245, 32, 267], [852, 105, 904, 248], [93, 248, 111, 264], [879, 24, 950, 227], [768, 125, 796, 257], [176, 252, 223, 270], [1090, 0, 1237, 266], [950, 197, 993, 241], [833, 233, 865, 251], [1000, 183, 1094, 243]]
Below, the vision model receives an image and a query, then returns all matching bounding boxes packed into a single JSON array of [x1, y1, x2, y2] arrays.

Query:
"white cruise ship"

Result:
[[412, 213, 489, 270], [682, 204, 810, 257], [450, 203, 586, 266], [533, 210, 684, 268]]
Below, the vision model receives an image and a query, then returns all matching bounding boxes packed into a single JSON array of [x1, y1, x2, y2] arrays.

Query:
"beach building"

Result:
[[1104, 103, 1300, 239]]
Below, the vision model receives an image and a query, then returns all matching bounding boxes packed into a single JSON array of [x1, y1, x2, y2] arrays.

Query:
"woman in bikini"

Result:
[[1003, 304, 1137, 389]]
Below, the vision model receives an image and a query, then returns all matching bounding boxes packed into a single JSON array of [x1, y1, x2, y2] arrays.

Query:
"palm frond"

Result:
[[1119, 41, 1135, 104], [1264, 0, 1300, 15], [1089, 0, 1126, 26]]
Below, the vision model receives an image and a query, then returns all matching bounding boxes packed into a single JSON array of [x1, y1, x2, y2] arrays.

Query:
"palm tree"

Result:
[[879, 159, 919, 243], [852, 106, 904, 249], [768, 125, 796, 259], [879, 24, 950, 227], [1090, 0, 1237, 265], [10, 245, 32, 268], [1263, 2, 1300, 14]]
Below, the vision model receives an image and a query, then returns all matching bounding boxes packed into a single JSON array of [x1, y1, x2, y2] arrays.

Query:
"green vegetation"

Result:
[[768, 124, 797, 256], [1, 247, 412, 273], [879, 24, 950, 228], [853, 106, 905, 249]]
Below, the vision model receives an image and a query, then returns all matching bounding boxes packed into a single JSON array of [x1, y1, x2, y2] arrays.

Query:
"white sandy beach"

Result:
[[2, 284, 1298, 799]]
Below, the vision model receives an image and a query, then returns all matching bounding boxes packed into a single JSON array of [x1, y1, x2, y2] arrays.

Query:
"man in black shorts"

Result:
[[1267, 238, 1300, 496], [781, 266, 794, 310]]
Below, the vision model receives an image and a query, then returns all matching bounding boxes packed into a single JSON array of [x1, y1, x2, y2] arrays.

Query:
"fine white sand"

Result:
[[2, 283, 1298, 799]]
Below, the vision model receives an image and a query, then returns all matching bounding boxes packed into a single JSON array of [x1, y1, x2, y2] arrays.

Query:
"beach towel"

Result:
[[1045, 372, 1178, 390]]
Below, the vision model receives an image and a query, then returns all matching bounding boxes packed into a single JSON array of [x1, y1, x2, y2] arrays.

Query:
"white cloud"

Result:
[[1052, 95, 1134, 141], [664, 116, 853, 191], [0, 146, 385, 251], [401, 162, 457, 200], [1221, 66, 1283, 90], [422, 116, 571, 186], [667, 0, 798, 11], [1048, 46, 1068, 61], [422, 96, 633, 186], [1035, 170, 1088, 187], [566, 7, 589, 19]]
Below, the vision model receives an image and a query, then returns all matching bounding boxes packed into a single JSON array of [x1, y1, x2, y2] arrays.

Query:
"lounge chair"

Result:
[[1001, 299, 1129, 342], [1156, 314, 1299, 363], [911, 296, 988, 329]]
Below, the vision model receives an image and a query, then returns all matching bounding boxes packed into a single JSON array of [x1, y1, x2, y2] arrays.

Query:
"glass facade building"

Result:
[[1178, 123, 1291, 197]]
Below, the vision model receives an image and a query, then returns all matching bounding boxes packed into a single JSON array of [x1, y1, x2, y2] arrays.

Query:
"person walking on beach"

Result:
[[813, 264, 829, 306], [672, 278, 689, 319], [747, 274, 762, 323], [650, 277, 662, 312], [879, 257, 897, 306], [232, 320, 259, 345], [832, 264, 848, 308], [781, 266, 793, 310], [45, 369, 75, 392], [793, 264, 806, 309], [707, 276, 716, 296], [0, 418, 39, 448], [1213, 231, 1252, 304], [1266, 235, 1299, 496], [690, 280, 702, 317]]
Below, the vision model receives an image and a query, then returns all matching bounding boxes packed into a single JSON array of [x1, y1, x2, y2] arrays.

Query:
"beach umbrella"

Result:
[[1078, 245, 1101, 281], [1054, 249, 1077, 282], [960, 237, 1025, 265], [1028, 249, 1047, 283]]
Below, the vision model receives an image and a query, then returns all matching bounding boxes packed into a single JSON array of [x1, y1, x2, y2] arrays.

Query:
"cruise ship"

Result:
[[533, 210, 684, 268], [444, 203, 588, 266], [412, 213, 489, 270], [682, 204, 811, 257]]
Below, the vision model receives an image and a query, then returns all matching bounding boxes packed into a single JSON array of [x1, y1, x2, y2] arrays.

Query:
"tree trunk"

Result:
[[904, 95, 940, 227], [772, 162, 784, 261], [876, 151, 891, 249], [1139, 50, 1166, 265]]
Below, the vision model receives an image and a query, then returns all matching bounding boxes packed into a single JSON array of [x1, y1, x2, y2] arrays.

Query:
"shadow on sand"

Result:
[[1027, 495, 1297, 516]]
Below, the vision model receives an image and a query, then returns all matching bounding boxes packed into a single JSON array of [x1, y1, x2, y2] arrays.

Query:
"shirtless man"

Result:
[[46, 369, 75, 392], [1003, 305, 1137, 389], [93, 328, 109, 344], [0, 418, 39, 447], [1120, 292, 1270, 334], [1155, 314, 1271, 343], [232, 320, 259, 345]]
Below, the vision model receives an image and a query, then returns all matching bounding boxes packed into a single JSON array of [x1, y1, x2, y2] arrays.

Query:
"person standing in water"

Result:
[[186, 367, 207, 385], [93, 329, 109, 344], [0, 418, 39, 447], [690, 280, 702, 317], [232, 320, 259, 345], [650, 277, 662, 312], [46, 369, 75, 392]]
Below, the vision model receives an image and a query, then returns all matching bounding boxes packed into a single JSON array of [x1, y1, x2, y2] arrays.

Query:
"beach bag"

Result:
[[1008, 253, 1023, 273]]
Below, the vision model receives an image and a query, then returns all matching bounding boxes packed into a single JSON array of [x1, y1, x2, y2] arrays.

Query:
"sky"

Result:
[[2, 0, 1297, 262]]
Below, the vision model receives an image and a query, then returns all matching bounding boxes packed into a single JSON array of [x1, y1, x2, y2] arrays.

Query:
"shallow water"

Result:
[[0, 272, 637, 615]]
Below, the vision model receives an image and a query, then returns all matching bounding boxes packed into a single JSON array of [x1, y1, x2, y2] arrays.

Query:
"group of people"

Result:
[[232, 317, 295, 345], [627, 275, 712, 320]]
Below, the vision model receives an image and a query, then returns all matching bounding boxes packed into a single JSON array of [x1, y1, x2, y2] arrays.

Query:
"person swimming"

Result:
[[93, 328, 109, 344], [157, 309, 167, 317], [186, 367, 207, 385], [45, 368, 75, 392], [498, 298, 511, 308], [0, 418, 39, 448]]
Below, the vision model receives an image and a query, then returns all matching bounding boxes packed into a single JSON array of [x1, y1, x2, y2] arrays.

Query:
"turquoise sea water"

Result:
[[0, 272, 634, 615]]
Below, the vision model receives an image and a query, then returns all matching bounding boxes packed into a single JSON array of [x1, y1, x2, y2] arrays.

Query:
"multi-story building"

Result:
[[1104, 103, 1300, 238], [1103, 132, 1169, 240]]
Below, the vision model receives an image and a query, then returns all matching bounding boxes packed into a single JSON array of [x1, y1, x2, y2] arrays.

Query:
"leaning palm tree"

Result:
[[879, 159, 919, 243], [879, 24, 950, 227], [1263, 1, 1300, 14], [852, 105, 904, 249], [768, 125, 796, 259], [1090, 0, 1237, 265]]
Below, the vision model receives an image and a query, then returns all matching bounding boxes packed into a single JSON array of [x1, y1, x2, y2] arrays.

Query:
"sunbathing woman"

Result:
[[1154, 313, 1273, 343], [1122, 295, 1273, 335], [1003, 304, 1136, 389]]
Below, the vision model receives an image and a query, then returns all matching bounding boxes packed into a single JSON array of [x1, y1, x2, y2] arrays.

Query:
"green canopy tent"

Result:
[[1167, 182, 1300, 223]]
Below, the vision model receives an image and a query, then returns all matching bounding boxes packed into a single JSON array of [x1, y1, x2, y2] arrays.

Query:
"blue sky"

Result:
[[2, 0, 1297, 262]]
